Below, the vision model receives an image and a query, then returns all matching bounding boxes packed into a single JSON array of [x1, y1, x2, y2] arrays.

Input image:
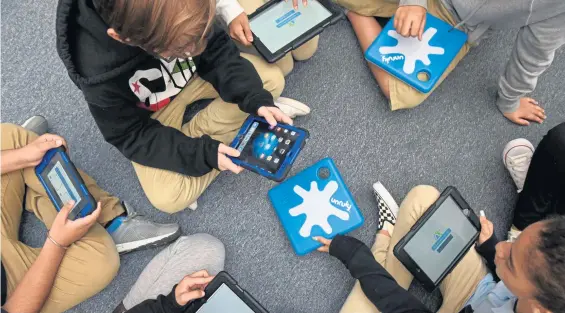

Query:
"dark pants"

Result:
[[513, 122, 565, 230]]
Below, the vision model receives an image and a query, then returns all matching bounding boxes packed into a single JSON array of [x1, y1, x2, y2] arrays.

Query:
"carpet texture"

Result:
[[2, 0, 564, 312]]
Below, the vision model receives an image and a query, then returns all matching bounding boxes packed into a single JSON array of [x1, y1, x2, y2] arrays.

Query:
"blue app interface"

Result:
[[250, 1, 332, 53], [236, 121, 299, 173], [403, 196, 477, 282]]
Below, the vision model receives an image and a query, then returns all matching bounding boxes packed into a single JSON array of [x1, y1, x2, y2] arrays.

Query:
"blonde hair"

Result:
[[94, 0, 216, 56]]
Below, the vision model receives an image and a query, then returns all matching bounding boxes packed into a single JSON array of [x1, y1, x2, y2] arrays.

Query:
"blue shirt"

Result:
[[465, 273, 517, 312]]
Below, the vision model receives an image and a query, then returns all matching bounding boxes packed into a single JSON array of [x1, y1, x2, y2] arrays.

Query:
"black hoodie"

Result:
[[56, 0, 275, 176]]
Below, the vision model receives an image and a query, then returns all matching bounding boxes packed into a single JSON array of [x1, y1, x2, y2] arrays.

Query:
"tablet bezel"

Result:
[[35, 147, 96, 220], [248, 0, 344, 63], [392, 186, 481, 291], [229, 116, 309, 182], [188, 271, 269, 313]]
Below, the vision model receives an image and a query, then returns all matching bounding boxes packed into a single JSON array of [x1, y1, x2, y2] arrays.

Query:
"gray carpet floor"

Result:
[[2, 0, 564, 312]]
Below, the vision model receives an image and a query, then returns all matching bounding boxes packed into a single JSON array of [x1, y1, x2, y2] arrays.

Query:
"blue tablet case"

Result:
[[365, 14, 467, 93], [268, 158, 364, 255]]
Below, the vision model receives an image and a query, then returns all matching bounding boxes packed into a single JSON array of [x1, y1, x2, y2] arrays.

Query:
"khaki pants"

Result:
[[336, 0, 471, 111], [340, 186, 488, 313], [239, 0, 320, 76], [1, 124, 122, 313], [132, 53, 284, 214]]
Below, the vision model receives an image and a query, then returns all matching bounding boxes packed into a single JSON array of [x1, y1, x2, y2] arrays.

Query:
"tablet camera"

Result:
[[317, 167, 330, 180]]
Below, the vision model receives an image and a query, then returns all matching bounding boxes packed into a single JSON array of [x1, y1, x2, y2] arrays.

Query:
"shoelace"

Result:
[[507, 153, 532, 181]]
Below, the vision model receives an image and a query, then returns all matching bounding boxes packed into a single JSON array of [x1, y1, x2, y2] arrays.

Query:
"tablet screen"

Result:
[[403, 196, 478, 283], [235, 121, 299, 173], [47, 161, 82, 210], [196, 284, 254, 313], [250, 1, 332, 53]]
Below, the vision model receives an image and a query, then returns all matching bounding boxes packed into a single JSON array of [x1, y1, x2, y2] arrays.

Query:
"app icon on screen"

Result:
[[274, 158, 279, 164], [267, 156, 272, 161], [285, 139, 291, 145], [280, 149, 286, 154]]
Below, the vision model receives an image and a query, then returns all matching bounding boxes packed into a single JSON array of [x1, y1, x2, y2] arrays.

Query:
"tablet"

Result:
[[393, 187, 481, 291], [188, 272, 269, 313], [248, 0, 343, 63], [35, 147, 97, 220], [230, 116, 309, 181]]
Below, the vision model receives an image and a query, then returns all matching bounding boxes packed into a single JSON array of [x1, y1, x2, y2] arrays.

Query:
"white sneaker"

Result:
[[274, 97, 311, 119], [373, 182, 399, 233], [188, 200, 198, 210], [503, 139, 534, 192]]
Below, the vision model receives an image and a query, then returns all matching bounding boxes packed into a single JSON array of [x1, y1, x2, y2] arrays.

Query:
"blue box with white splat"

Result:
[[268, 158, 364, 256], [365, 14, 467, 93]]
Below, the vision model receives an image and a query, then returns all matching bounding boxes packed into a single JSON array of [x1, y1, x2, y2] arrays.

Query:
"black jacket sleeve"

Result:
[[475, 234, 500, 281], [195, 25, 275, 114], [85, 82, 220, 177], [330, 235, 432, 313], [126, 285, 187, 313]]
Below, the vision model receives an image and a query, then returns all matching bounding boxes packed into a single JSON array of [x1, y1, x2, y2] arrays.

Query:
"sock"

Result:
[[105, 212, 127, 234]]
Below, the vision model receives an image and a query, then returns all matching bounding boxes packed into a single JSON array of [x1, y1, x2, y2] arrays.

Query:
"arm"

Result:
[[85, 84, 220, 176], [475, 234, 499, 281], [330, 235, 431, 313], [0, 149, 32, 175], [2, 201, 101, 313], [194, 26, 275, 115], [2, 240, 65, 313], [216, 0, 244, 25], [497, 13, 565, 113]]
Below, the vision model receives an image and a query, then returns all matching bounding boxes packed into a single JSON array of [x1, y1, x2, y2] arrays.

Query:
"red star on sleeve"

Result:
[[132, 81, 141, 93]]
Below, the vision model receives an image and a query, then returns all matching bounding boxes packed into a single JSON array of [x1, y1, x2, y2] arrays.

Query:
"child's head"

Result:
[[93, 0, 216, 59], [495, 215, 565, 313]]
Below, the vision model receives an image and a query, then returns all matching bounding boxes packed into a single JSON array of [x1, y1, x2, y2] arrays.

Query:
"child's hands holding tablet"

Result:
[[49, 200, 102, 248]]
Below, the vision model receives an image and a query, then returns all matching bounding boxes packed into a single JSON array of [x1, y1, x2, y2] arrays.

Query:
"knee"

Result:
[[86, 238, 120, 292], [291, 36, 319, 61], [171, 234, 226, 273], [403, 185, 440, 218], [0, 124, 35, 150], [262, 64, 285, 98], [146, 186, 197, 214]]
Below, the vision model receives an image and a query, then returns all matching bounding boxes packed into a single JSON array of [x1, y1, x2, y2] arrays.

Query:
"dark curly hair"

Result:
[[92, 0, 215, 57], [530, 215, 565, 312]]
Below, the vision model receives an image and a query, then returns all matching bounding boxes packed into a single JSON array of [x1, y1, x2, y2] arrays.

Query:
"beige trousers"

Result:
[[239, 0, 320, 76], [132, 53, 284, 214], [336, 0, 472, 110], [1, 124, 122, 313], [340, 186, 488, 313]]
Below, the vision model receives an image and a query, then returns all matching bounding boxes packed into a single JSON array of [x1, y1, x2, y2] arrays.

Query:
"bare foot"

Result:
[[503, 97, 546, 126]]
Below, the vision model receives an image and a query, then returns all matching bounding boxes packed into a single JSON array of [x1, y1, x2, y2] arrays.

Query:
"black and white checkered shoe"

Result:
[[373, 182, 400, 231]]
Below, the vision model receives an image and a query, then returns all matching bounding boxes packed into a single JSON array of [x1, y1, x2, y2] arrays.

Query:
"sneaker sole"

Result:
[[276, 97, 311, 116], [372, 181, 399, 215], [116, 228, 181, 254]]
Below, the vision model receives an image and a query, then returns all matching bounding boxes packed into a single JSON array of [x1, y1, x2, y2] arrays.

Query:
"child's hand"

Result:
[[217, 144, 244, 174], [477, 216, 494, 246], [229, 13, 253, 46], [257, 106, 293, 127], [394, 5, 427, 40], [503, 97, 546, 126], [314, 237, 332, 253]]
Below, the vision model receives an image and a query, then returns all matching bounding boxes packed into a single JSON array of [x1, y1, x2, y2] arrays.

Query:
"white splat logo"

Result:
[[288, 181, 350, 237], [379, 27, 445, 74]]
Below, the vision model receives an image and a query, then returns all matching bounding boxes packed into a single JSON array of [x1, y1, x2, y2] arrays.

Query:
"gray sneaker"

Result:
[[108, 202, 181, 254], [21, 115, 48, 135]]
